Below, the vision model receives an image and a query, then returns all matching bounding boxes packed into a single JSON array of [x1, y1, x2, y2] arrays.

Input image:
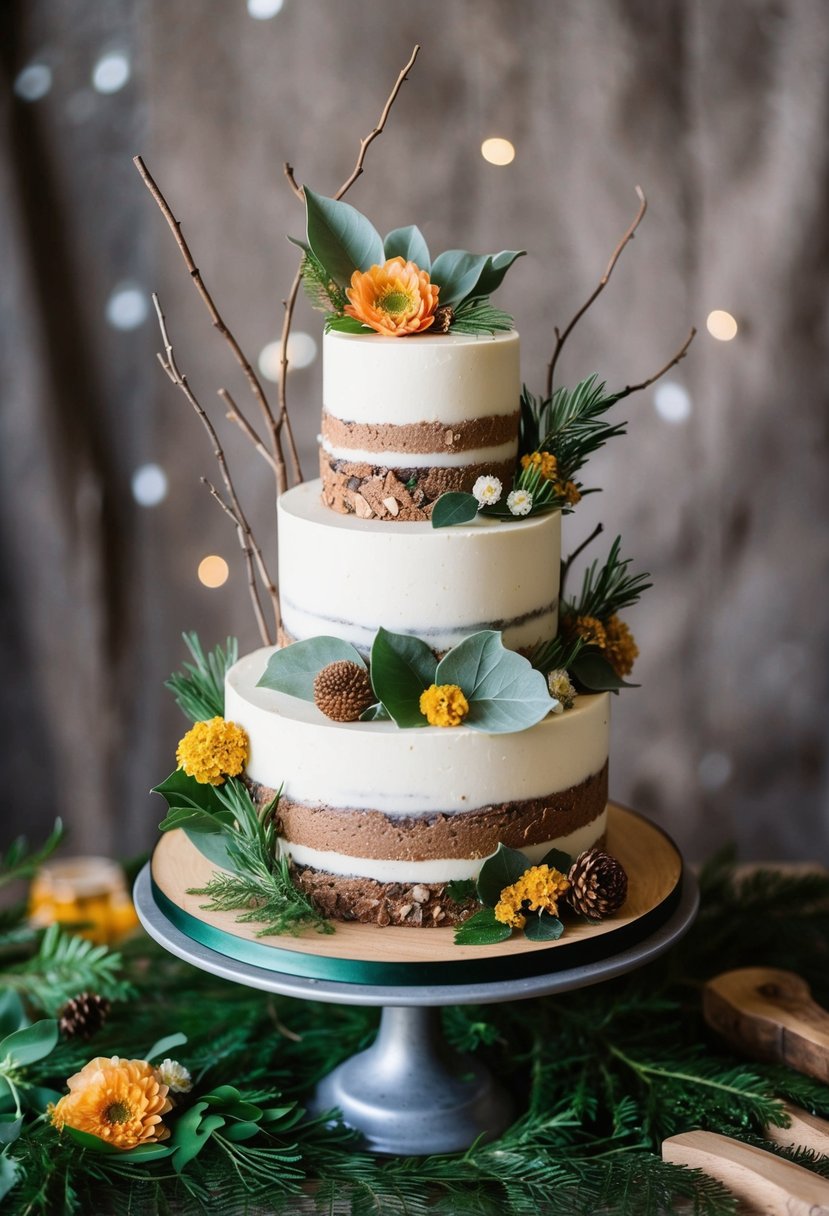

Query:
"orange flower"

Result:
[[50, 1056, 173, 1149], [345, 258, 440, 337]]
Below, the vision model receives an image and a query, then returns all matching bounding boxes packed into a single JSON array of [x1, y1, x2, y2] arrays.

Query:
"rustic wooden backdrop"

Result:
[[1, 0, 827, 863]]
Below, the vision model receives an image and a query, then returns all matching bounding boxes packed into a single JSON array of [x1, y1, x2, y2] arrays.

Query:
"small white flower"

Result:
[[157, 1058, 192, 1093], [472, 475, 502, 508], [506, 488, 533, 516], [547, 668, 577, 711]]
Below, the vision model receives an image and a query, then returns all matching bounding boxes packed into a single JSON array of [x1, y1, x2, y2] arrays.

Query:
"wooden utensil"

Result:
[[703, 968, 829, 1082], [662, 1130, 829, 1214], [766, 1102, 829, 1153]]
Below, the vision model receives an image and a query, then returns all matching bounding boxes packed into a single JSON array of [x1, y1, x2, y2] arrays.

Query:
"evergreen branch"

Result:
[[565, 536, 652, 621], [520, 376, 628, 491], [190, 856, 332, 938], [300, 250, 347, 315], [449, 297, 514, 334], [0, 821, 63, 892], [3, 924, 135, 1014], [165, 633, 238, 722], [529, 633, 585, 678]]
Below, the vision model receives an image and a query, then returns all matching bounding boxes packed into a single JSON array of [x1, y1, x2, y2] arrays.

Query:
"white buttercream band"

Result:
[[281, 811, 607, 883], [320, 437, 517, 469]]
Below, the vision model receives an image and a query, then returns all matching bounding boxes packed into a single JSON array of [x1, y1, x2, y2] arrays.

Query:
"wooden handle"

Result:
[[703, 967, 829, 1082], [767, 1102, 829, 1154], [662, 1130, 829, 1214]]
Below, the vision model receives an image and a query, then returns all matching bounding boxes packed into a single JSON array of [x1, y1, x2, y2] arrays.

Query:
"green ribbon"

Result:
[[150, 874, 684, 988]]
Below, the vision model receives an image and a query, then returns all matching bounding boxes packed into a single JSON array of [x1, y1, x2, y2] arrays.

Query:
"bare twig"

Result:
[[152, 294, 279, 645], [277, 43, 421, 482], [560, 522, 605, 597], [613, 327, 697, 402], [546, 187, 648, 399], [220, 388, 278, 474], [133, 154, 301, 492]]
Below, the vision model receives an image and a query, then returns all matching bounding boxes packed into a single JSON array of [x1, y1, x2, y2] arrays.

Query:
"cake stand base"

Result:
[[308, 1004, 512, 1154]]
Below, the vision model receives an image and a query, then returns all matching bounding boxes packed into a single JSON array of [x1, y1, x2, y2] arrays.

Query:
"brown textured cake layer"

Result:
[[321, 409, 519, 456], [319, 454, 517, 520], [293, 830, 609, 928], [250, 764, 608, 862]]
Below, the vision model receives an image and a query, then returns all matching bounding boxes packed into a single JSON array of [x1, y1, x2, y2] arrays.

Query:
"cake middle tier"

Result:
[[279, 480, 561, 656]]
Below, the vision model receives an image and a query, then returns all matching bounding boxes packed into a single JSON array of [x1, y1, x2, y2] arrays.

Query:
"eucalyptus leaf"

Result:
[[571, 650, 638, 692], [539, 848, 573, 873], [304, 187, 384, 286], [257, 636, 365, 702], [0, 991, 25, 1039], [523, 913, 565, 942], [429, 250, 490, 307], [325, 314, 373, 334], [0, 1153, 20, 1202], [145, 1031, 187, 1062], [183, 827, 237, 873], [0, 1115, 22, 1146], [287, 234, 309, 253], [476, 843, 532, 907], [0, 1019, 58, 1068], [436, 630, 557, 733], [370, 628, 437, 728], [431, 492, 479, 529], [473, 249, 526, 297], [453, 907, 512, 945], [383, 225, 431, 270]]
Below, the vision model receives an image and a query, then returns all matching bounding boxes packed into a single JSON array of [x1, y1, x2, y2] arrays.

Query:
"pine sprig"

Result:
[[520, 375, 627, 486], [299, 249, 348, 316], [529, 633, 585, 679], [189, 778, 332, 937], [0, 820, 63, 892], [565, 536, 652, 621], [165, 633, 238, 723], [3, 924, 135, 1015], [448, 296, 515, 334]]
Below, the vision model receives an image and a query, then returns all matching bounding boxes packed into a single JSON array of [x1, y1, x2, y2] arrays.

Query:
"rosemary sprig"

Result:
[[529, 633, 585, 679], [449, 296, 514, 334], [165, 633, 238, 723], [520, 375, 627, 487], [299, 249, 347, 316], [564, 536, 652, 621]]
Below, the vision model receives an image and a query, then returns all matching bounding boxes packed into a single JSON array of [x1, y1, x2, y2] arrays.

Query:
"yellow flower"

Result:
[[564, 614, 608, 651], [560, 479, 581, 505], [494, 865, 571, 928], [419, 684, 469, 727], [521, 451, 558, 481], [345, 257, 440, 337], [604, 615, 638, 677], [50, 1056, 173, 1149], [176, 716, 248, 785]]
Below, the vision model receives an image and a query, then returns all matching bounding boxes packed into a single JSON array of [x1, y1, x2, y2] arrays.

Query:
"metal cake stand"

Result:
[[134, 864, 698, 1155]]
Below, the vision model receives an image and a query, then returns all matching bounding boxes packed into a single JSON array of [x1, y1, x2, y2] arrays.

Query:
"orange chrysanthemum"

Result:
[[50, 1056, 173, 1150], [345, 257, 440, 337]]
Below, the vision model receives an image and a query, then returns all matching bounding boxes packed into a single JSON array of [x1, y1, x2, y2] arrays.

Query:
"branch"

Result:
[[133, 154, 301, 492], [335, 43, 420, 200], [220, 388, 278, 473], [560, 522, 604, 598], [152, 293, 279, 645], [546, 187, 648, 398], [613, 327, 697, 402], [283, 162, 302, 202]]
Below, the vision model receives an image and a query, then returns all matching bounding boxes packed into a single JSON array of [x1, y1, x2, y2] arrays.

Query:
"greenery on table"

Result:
[[2, 844, 829, 1215]]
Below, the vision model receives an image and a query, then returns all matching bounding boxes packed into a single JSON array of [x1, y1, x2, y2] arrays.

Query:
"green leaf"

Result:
[[0, 1153, 20, 1202], [222, 1121, 262, 1142], [431, 492, 479, 529], [571, 650, 639, 692], [446, 879, 478, 903], [473, 249, 526, 297], [539, 848, 573, 873], [171, 1102, 227, 1172], [454, 907, 512, 945], [360, 702, 390, 721], [436, 630, 557, 733], [145, 1031, 187, 1062], [0, 992, 26, 1039], [184, 828, 237, 873], [256, 636, 365, 701], [0, 1115, 22, 1146], [370, 628, 437, 728], [523, 913, 565, 942], [65, 1126, 175, 1160], [304, 187, 384, 286], [429, 250, 490, 307], [0, 1019, 58, 1067], [476, 843, 532, 907], [325, 314, 373, 334], [154, 769, 231, 821], [384, 225, 431, 270]]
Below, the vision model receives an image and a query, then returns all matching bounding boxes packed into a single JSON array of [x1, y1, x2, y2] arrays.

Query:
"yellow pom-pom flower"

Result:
[[50, 1056, 173, 1149], [521, 451, 559, 481], [419, 684, 469, 727], [345, 258, 440, 337], [494, 865, 571, 928], [604, 614, 638, 677], [176, 716, 248, 786]]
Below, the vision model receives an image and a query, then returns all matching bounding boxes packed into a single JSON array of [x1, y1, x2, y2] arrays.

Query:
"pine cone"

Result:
[[313, 661, 374, 722], [432, 305, 454, 333], [566, 849, 628, 919], [59, 992, 111, 1040]]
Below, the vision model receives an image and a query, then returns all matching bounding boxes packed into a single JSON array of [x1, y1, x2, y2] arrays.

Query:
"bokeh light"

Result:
[[198, 556, 229, 588], [106, 284, 149, 331], [653, 381, 692, 424], [131, 464, 168, 507], [697, 751, 733, 791], [706, 310, 738, 341], [258, 332, 318, 382], [14, 64, 52, 102], [247, 0, 284, 16], [92, 51, 131, 94], [481, 137, 515, 166]]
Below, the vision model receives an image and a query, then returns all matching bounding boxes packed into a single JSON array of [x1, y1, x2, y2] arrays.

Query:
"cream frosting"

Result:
[[278, 480, 561, 655], [323, 329, 520, 426], [225, 647, 610, 816], [280, 813, 608, 883]]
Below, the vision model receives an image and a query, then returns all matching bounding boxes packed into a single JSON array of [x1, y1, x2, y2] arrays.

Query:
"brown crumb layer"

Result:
[[319, 455, 517, 520], [321, 410, 519, 456]]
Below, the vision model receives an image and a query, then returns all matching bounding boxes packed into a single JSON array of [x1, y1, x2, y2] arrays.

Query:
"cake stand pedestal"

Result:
[[134, 804, 698, 1155]]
